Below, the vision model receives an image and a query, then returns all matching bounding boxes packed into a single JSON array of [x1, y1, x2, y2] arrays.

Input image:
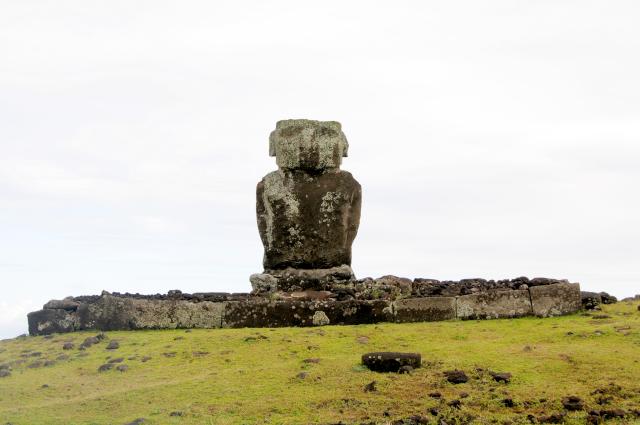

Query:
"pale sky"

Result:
[[1, 1, 639, 338]]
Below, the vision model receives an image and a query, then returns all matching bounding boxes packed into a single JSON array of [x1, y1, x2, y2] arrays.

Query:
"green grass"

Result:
[[1, 301, 639, 424]]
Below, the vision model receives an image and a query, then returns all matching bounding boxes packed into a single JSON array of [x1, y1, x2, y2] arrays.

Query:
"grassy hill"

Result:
[[1, 301, 639, 425]]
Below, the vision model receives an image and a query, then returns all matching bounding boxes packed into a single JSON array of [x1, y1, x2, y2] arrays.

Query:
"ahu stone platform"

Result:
[[27, 277, 582, 336]]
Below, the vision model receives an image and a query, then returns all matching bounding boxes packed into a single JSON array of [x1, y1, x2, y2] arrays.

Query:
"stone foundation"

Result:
[[27, 277, 583, 335]]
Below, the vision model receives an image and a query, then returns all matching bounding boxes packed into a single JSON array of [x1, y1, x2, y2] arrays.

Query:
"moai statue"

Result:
[[251, 119, 362, 293]]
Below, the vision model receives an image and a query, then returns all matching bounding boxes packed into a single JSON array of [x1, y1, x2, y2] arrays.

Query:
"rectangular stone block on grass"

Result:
[[530, 282, 581, 317], [456, 289, 532, 320], [394, 297, 456, 322]]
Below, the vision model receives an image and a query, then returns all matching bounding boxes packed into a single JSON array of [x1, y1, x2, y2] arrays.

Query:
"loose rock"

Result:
[[561, 395, 584, 411], [361, 352, 421, 373], [444, 370, 468, 384], [490, 371, 512, 383], [106, 341, 120, 350]]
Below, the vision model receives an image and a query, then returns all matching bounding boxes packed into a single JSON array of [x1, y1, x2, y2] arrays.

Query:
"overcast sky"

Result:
[[1, 1, 639, 338]]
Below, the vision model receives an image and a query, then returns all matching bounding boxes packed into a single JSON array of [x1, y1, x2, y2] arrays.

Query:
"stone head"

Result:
[[269, 119, 349, 171]]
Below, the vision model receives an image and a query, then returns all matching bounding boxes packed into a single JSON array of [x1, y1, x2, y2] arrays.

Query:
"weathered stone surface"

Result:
[[257, 265, 355, 292], [43, 297, 80, 311], [27, 309, 77, 335], [257, 169, 361, 270], [222, 299, 392, 328], [26, 278, 584, 335], [255, 120, 361, 290], [530, 282, 581, 317], [76, 295, 225, 331], [456, 289, 532, 319], [394, 297, 456, 322], [361, 352, 421, 372], [581, 291, 602, 310], [269, 119, 348, 171]]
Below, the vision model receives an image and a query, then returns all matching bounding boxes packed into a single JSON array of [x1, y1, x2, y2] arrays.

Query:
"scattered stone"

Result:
[[502, 398, 515, 408], [428, 391, 441, 399], [537, 413, 565, 423], [392, 415, 429, 424], [124, 419, 146, 425], [27, 361, 43, 369], [601, 408, 626, 419], [141, 356, 152, 362], [116, 365, 128, 372], [296, 371, 309, 379], [444, 370, 468, 384], [490, 371, 512, 383], [62, 342, 74, 350], [561, 395, 584, 411], [192, 351, 209, 357], [98, 363, 114, 372], [361, 352, 421, 373], [169, 411, 183, 417], [162, 352, 176, 358], [96, 332, 107, 341], [108, 357, 124, 364], [428, 407, 439, 416], [459, 392, 469, 398], [303, 358, 320, 364], [80, 336, 99, 349], [174, 336, 184, 340], [447, 399, 462, 409], [106, 341, 120, 350], [29, 352, 42, 357], [41, 384, 49, 388], [592, 314, 611, 320], [363, 381, 377, 392], [0, 370, 10, 378], [43, 360, 56, 367]]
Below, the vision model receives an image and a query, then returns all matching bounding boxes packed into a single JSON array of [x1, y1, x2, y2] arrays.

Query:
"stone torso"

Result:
[[257, 168, 361, 270]]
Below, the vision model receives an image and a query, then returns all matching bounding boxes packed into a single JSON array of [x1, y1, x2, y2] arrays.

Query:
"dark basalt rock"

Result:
[[490, 371, 512, 383], [444, 370, 469, 384], [581, 291, 602, 310], [361, 352, 421, 373], [561, 395, 584, 411]]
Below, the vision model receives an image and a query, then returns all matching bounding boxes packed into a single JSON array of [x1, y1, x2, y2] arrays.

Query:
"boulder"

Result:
[[530, 282, 581, 317], [361, 352, 421, 372]]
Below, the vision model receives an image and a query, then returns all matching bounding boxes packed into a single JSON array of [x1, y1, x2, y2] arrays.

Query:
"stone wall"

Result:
[[27, 278, 583, 335]]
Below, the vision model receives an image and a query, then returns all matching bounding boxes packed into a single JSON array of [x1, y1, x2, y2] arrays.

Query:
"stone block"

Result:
[[222, 299, 392, 328], [456, 289, 532, 319], [394, 297, 456, 322], [76, 295, 224, 331], [27, 309, 77, 335], [362, 352, 421, 372], [530, 282, 581, 317]]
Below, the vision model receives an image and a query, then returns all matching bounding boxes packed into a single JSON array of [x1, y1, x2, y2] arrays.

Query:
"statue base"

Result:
[[249, 265, 355, 293]]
